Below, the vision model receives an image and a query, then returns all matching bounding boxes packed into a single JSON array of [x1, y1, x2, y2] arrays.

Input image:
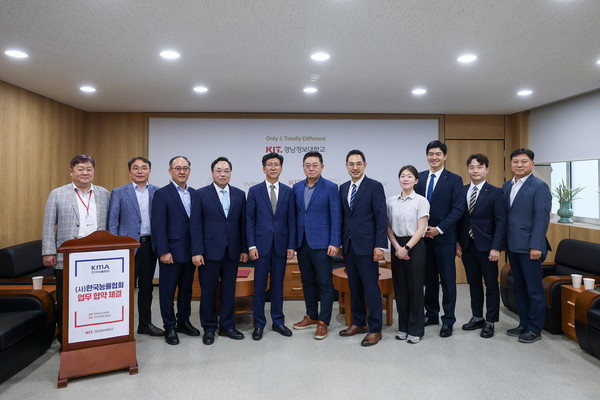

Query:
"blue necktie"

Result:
[[350, 183, 357, 209], [427, 173, 436, 202], [221, 189, 229, 217]]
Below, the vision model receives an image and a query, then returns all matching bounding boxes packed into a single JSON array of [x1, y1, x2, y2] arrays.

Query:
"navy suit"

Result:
[[191, 184, 247, 331], [340, 176, 388, 332], [502, 175, 551, 334], [457, 182, 506, 322], [293, 177, 342, 325], [108, 182, 158, 327], [415, 168, 465, 326], [246, 182, 296, 328], [151, 182, 195, 330]]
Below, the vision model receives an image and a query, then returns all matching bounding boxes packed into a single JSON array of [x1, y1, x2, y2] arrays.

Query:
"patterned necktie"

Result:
[[350, 183, 357, 209], [270, 184, 277, 214], [427, 173, 436, 202], [221, 189, 229, 217], [468, 186, 478, 238]]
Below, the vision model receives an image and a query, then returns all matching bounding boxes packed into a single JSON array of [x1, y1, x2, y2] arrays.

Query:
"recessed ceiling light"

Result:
[[311, 52, 330, 61], [412, 88, 427, 95], [303, 87, 318, 94], [517, 89, 533, 96], [80, 86, 96, 93], [4, 49, 28, 58], [193, 86, 208, 93], [457, 54, 477, 63], [160, 50, 180, 59], [596, 58, 600, 65]]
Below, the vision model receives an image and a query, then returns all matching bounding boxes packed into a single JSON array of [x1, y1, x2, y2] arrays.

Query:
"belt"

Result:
[[139, 236, 151, 242]]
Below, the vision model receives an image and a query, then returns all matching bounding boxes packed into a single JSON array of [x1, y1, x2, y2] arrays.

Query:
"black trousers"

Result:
[[135, 236, 158, 327], [461, 238, 500, 322], [391, 237, 426, 337], [54, 268, 64, 343]]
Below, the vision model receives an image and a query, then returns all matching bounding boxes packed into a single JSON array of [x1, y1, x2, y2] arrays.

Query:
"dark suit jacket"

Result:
[[108, 182, 158, 250], [151, 182, 194, 263], [415, 168, 465, 244], [246, 181, 296, 257], [293, 177, 342, 250], [339, 176, 388, 256], [502, 174, 552, 255], [191, 184, 247, 261], [457, 182, 507, 252]]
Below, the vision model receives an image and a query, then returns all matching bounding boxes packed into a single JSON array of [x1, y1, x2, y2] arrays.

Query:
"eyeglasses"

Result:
[[303, 163, 321, 170], [171, 167, 190, 173], [266, 163, 281, 168], [213, 169, 231, 175]]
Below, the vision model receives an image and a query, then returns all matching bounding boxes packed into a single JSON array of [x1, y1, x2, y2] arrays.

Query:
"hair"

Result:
[[262, 152, 284, 166], [303, 151, 323, 164], [510, 148, 535, 161], [70, 154, 95, 169], [211, 156, 232, 170], [425, 140, 447, 155], [398, 165, 419, 179], [466, 153, 489, 168], [345, 149, 366, 163], [169, 156, 190, 168], [128, 156, 151, 170]]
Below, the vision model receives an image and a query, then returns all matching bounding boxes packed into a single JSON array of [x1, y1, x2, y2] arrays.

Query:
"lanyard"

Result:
[[75, 189, 92, 215]]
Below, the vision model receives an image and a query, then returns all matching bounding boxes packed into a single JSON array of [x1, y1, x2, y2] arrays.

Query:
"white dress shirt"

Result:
[[73, 183, 98, 238]]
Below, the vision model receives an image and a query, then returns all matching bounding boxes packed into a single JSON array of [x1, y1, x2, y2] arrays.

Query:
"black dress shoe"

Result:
[[272, 324, 293, 337], [164, 328, 180, 345], [506, 326, 527, 337], [138, 323, 165, 337], [480, 323, 495, 338], [203, 330, 215, 345], [219, 327, 245, 340], [462, 317, 486, 331], [176, 321, 201, 336], [424, 315, 439, 326], [252, 327, 264, 340], [518, 331, 541, 343], [440, 324, 453, 337]]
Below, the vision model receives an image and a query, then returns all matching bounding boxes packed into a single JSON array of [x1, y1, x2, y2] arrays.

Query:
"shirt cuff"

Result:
[[436, 226, 444, 235]]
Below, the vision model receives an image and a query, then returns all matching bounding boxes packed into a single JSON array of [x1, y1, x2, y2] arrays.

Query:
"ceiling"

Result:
[[1, 0, 599, 114]]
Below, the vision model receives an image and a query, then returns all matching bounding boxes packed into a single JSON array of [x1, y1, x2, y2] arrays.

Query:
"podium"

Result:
[[56, 230, 140, 388]]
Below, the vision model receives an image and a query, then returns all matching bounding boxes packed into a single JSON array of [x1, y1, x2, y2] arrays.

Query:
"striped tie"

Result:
[[468, 186, 478, 238], [350, 183, 357, 209]]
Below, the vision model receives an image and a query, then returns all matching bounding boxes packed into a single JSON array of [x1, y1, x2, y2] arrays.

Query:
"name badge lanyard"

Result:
[[75, 189, 94, 226]]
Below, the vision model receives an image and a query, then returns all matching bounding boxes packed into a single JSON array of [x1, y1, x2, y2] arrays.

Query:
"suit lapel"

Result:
[[473, 183, 490, 214], [341, 182, 350, 214], [430, 170, 448, 202], [125, 184, 142, 219], [351, 177, 368, 213], [66, 185, 80, 220], [208, 184, 226, 218], [167, 183, 189, 218], [511, 175, 534, 209], [260, 182, 275, 216], [306, 178, 323, 212]]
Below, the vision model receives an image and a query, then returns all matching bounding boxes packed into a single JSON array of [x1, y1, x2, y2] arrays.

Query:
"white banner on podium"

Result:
[[68, 249, 130, 344]]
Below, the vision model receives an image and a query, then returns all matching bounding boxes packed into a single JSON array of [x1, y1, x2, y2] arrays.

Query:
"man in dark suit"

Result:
[[246, 152, 296, 340], [292, 151, 342, 340], [108, 156, 163, 337], [338, 150, 388, 347], [415, 140, 465, 338], [456, 153, 507, 338], [151, 156, 199, 345], [502, 148, 551, 343], [191, 156, 248, 344]]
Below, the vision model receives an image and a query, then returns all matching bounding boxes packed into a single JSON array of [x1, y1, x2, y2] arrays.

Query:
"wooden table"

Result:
[[562, 284, 585, 341], [0, 283, 57, 299], [332, 267, 394, 327]]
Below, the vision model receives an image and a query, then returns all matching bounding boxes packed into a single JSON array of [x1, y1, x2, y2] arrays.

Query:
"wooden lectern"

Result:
[[56, 230, 140, 388]]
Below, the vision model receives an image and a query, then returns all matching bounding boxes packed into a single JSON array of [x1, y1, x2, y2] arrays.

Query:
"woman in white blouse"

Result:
[[387, 165, 429, 344]]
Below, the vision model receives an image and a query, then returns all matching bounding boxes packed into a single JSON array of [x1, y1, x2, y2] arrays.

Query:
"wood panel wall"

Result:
[[0, 81, 84, 247]]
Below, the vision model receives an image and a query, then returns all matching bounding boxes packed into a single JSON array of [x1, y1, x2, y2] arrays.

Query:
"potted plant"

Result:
[[552, 180, 584, 223]]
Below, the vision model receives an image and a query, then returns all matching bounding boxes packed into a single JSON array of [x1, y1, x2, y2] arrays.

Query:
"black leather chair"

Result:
[[500, 239, 600, 334], [0, 290, 56, 383], [0, 240, 56, 284], [575, 289, 600, 360]]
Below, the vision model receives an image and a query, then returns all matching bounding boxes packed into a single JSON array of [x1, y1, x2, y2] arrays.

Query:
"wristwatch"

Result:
[[404, 244, 411, 251]]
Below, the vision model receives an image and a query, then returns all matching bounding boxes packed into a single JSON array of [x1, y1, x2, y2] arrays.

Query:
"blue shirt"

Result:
[[133, 182, 151, 236], [303, 178, 319, 209], [172, 181, 191, 217]]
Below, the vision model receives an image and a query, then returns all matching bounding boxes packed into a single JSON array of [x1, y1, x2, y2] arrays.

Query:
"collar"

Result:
[[399, 190, 416, 200], [132, 181, 149, 191], [72, 182, 94, 194], [213, 182, 230, 193], [350, 175, 366, 188], [469, 180, 486, 191], [265, 181, 279, 190], [511, 173, 532, 184], [171, 181, 188, 192], [429, 167, 444, 177], [305, 177, 320, 188]]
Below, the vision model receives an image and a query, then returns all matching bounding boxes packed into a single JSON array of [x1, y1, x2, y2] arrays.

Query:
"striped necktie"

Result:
[[221, 189, 229, 217], [270, 184, 277, 214], [468, 186, 478, 238], [350, 183, 357, 209]]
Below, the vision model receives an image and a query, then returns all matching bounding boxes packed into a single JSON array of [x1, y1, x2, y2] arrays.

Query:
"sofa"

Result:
[[500, 238, 600, 334], [0, 240, 56, 284], [575, 289, 600, 360], [0, 289, 57, 383]]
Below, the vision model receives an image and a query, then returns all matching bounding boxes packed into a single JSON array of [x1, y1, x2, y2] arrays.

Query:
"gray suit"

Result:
[[42, 183, 111, 269]]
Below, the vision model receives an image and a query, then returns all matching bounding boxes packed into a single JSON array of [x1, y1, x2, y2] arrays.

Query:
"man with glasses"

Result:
[[191, 156, 248, 344], [108, 157, 163, 337], [151, 156, 199, 345], [246, 152, 296, 340], [292, 151, 342, 340], [42, 154, 111, 347]]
